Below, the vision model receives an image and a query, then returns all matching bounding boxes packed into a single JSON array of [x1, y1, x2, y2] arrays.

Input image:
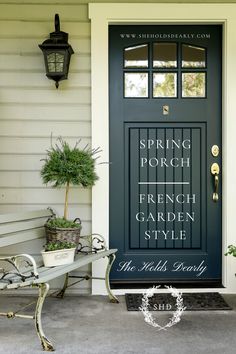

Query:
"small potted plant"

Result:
[[41, 137, 99, 245], [225, 245, 236, 257], [41, 241, 77, 267]]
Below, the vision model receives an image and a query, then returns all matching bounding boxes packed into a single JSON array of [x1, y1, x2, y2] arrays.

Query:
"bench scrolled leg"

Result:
[[105, 254, 119, 303], [35, 283, 54, 352]]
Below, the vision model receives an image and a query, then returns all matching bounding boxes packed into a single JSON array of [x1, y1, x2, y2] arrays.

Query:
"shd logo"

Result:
[[153, 303, 172, 311], [139, 285, 186, 331]]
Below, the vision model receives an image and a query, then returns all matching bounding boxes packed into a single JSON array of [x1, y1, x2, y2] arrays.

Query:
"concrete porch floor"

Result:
[[0, 294, 236, 354]]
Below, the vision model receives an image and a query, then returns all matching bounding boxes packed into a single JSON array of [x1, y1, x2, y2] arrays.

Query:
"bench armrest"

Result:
[[0, 254, 39, 283], [77, 233, 107, 254]]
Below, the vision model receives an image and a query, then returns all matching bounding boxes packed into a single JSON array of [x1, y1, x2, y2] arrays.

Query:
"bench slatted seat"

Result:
[[0, 209, 118, 352]]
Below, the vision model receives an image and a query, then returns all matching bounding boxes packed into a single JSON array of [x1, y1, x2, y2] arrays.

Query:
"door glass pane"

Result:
[[182, 73, 206, 97], [124, 73, 148, 97], [153, 43, 177, 68], [182, 44, 206, 68], [153, 73, 177, 97], [124, 44, 148, 68]]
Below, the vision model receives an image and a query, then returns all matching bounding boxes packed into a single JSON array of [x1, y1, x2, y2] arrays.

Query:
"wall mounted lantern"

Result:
[[39, 14, 74, 88]]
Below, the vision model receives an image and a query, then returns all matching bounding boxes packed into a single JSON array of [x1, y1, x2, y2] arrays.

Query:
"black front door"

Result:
[[109, 25, 222, 287]]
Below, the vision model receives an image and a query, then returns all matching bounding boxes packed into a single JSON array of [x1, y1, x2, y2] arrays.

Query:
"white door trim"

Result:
[[89, 3, 236, 295]]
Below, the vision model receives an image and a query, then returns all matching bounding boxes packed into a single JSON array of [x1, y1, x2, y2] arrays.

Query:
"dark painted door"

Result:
[[109, 25, 222, 287]]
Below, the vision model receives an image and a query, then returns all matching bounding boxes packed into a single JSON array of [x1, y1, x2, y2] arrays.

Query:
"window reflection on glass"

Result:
[[124, 44, 148, 68], [153, 73, 177, 98], [153, 43, 177, 68], [182, 73, 206, 97], [124, 73, 148, 97], [47, 52, 64, 72], [182, 45, 206, 68]]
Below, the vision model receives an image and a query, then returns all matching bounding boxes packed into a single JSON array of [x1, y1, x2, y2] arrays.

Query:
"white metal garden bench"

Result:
[[0, 209, 118, 351]]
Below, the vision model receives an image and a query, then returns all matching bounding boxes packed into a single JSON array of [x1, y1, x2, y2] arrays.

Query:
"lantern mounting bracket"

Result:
[[55, 13, 60, 32]]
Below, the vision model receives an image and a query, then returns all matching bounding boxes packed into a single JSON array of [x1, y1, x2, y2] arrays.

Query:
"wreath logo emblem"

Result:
[[139, 285, 186, 331]]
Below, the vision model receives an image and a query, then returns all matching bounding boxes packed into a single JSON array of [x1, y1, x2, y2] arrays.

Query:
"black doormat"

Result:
[[125, 292, 232, 311]]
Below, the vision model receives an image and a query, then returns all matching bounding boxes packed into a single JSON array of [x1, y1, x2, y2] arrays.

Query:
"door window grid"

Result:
[[182, 72, 206, 98], [123, 42, 206, 98], [124, 72, 149, 98], [124, 44, 149, 68], [153, 72, 177, 98], [182, 44, 206, 68], [153, 42, 177, 68]]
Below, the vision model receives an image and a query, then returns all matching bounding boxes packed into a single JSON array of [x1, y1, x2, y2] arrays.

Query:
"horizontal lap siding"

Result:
[[0, 121, 91, 136], [0, 1, 92, 294], [2, 0, 233, 4], [0, 137, 91, 153]]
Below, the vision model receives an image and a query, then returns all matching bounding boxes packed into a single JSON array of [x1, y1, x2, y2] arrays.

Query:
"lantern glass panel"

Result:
[[47, 52, 65, 73], [56, 62, 64, 72]]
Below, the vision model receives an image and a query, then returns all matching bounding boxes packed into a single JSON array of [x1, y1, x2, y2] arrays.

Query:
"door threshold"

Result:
[[111, 280, 224, 289], [113, 289, 227, 296]]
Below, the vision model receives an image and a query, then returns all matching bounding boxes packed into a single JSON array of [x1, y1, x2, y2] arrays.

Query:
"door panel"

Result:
[[109, 25, 222, 286], [127, 124, 204, 250]]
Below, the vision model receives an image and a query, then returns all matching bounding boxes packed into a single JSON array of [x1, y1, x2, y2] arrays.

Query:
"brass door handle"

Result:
[[211, 163, 220, 202]]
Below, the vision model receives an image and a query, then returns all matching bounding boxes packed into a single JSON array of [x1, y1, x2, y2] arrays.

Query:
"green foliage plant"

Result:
[[225, 245, 236, 257], [41, 137, 99, 221], [44, 241, 76, 252], [46, 217, 81, 229]]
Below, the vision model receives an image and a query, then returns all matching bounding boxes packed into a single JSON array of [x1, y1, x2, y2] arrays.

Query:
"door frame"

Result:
[[89, 3, 235, 295]]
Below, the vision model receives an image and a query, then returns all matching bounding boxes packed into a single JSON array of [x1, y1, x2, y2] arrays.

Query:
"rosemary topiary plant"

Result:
[[41, 137, 99, 224]]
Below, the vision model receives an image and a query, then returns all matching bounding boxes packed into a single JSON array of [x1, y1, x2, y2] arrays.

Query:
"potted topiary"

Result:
[[41, 241, 77, 267], [41, 137, 99, 245]]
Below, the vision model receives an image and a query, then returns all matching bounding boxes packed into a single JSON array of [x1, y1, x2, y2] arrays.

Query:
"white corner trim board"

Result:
[[89, 3, 236, 294]]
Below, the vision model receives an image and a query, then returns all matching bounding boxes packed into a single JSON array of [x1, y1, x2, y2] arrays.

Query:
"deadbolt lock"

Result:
[[211, 145, 219, 157]]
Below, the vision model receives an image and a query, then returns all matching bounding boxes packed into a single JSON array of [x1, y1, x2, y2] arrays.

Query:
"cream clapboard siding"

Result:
[[0, 1, 92, 293]]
